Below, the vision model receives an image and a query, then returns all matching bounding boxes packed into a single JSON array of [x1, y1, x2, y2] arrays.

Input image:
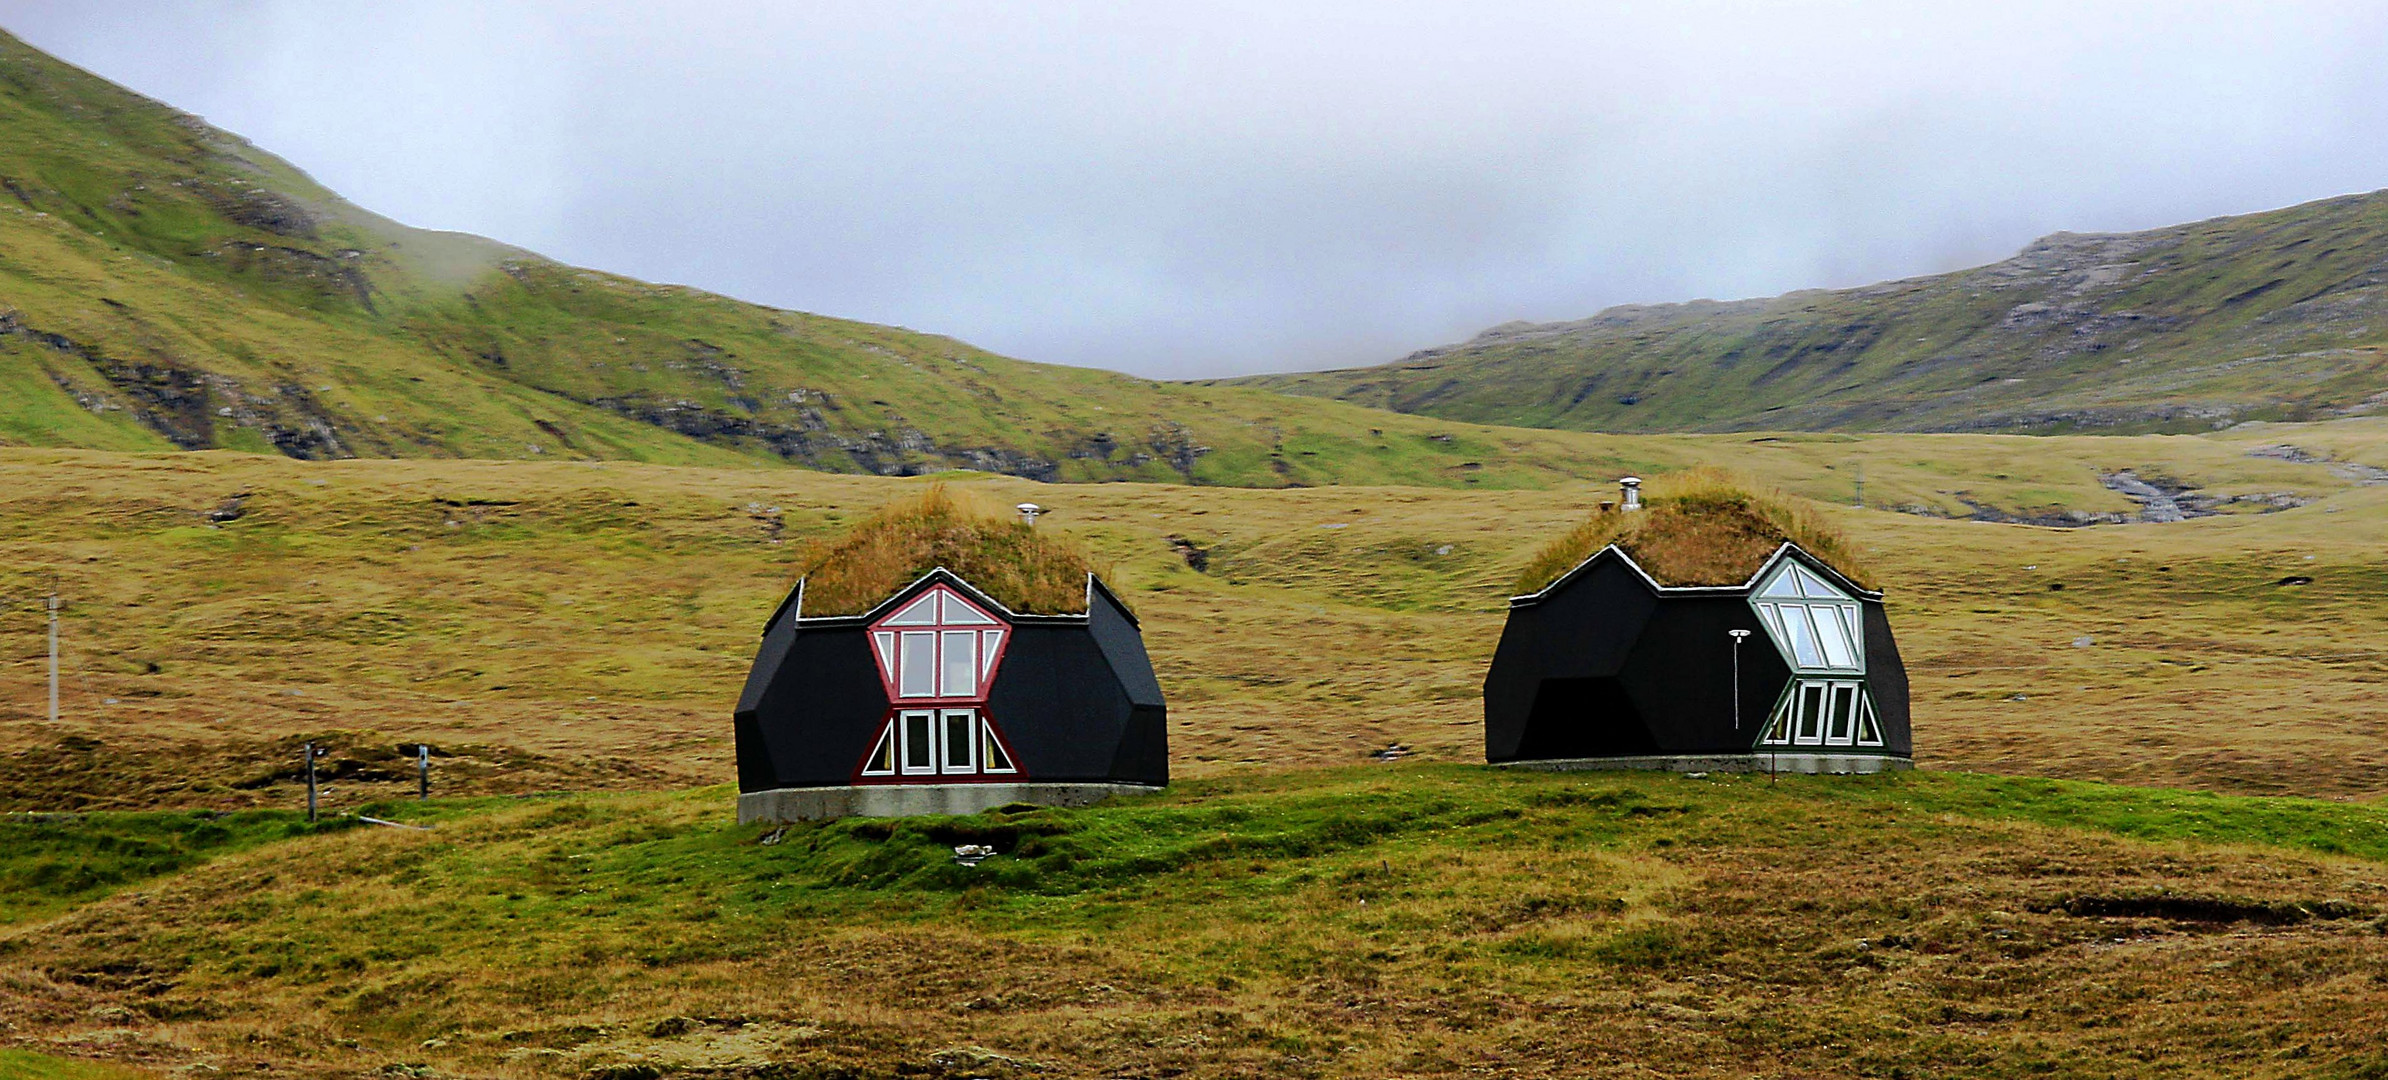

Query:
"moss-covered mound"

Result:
[[1514, 469, 1871, 593], [796, 486, 1102, 616]]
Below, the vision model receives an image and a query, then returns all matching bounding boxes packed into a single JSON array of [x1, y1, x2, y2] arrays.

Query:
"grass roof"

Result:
[[1513, 468, 1873, 594], [795, 485, 1104, 616]]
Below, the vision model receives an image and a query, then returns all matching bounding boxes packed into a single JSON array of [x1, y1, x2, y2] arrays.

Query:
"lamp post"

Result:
[[1728, 629, 1750, 730], [303, 742, 329, 822], [1016, 502, 1043, 527]]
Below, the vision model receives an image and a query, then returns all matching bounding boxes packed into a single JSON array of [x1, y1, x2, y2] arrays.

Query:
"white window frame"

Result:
[[1760, 680, 1877, 749], [897, 632, 939, 698], [879, 587, 1007, 700], [860, 723, 897, 776], [939, 708, 979, 774], [981, 719, 1017, 774], [1750, 560, 1866, 676], [898, 709, 938, 775], [1854, 694, 1885, 748], [939, 630, 979, 698]]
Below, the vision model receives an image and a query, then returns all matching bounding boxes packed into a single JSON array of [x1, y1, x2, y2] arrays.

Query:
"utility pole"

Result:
[[47, 590, 59, 724]]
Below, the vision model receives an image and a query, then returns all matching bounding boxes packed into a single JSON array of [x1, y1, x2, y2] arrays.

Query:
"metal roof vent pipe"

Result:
[[1619, 477, 1643, 511], [1016, 502, 1044, 527]]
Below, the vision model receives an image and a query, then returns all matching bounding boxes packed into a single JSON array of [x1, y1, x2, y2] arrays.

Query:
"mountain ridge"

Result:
[[1214, 190, 2388, 434], [0, 27, 1629, 489]]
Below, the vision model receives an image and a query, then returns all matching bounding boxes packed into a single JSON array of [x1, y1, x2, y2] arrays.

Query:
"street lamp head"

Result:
[[1016, 502, 1044, 526], [1729, 629, 1752, 641]]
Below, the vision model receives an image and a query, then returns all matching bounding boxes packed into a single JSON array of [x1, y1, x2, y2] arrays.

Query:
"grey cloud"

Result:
[[5, 1, 2387, 377]]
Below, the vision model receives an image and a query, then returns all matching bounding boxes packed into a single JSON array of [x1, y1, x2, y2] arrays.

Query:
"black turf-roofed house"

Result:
[[1484, 478, 1911, 773], [735, 567, 1168, 821]]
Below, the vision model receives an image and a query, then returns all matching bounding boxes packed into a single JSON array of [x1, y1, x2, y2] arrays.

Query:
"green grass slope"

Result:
[[8, 770, 2388, 1078], [1220, 192, 2388, 435], [0, 27, 1629, 488]]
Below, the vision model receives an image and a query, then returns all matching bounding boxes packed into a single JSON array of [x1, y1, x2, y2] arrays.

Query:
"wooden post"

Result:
[[305, 741, 318, 823]]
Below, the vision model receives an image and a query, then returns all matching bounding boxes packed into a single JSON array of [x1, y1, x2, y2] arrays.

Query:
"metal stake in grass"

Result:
[[46, 590, 60, 724], [417, 743, 431, 800]]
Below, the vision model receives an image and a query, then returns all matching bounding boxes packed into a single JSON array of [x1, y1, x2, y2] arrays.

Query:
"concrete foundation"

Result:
[[738, 782, 1163, 823], [1496, 753, 1912, 775]]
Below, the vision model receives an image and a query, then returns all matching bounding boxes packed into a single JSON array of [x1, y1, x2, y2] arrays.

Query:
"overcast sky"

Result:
[[5, 2, 2388, 378]]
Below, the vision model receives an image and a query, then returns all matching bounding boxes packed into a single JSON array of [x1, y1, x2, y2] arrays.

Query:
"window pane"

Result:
[[1758, 571, 1803, 598], [1840, 607, 1866, 665], [1761, 698, 1793, 745], [1782, 606, 1824, 668], [939, 593, 998, 625], [885, 593, 939, 625], [1856, 695, 1884, 746], [942, 710, 975, 772], [1828, 685, 1856, 743], [983, 725, 1016, 772], [902, 711, 934, 771], [980, 630, 1004, 677], [899, 632, 938, 697], [863, 724, 896, 775], [940, 630, 978, 697], [1797, 683, 1826, 743], [1814, 606, 1856, 669]]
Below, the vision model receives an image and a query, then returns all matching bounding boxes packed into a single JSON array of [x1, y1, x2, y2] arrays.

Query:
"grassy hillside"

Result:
[[0, 27, 1638, 489], [1221, 192, 2388, 435], [2, 428, 2387, 1076], [7, 770, 2388, 1079], [3, 420, 2385, 815]]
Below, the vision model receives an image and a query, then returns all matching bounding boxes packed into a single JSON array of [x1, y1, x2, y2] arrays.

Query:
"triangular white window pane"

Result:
[[982, 720, 1016, 773], [1855, 694, 1885, 747], [980, 629, 1004, 677], [1839, 607, 1865, 664], [940, 592, 998, 625], [1758, 570, 1804, 598], [885, 593, 940, 626], [871, 631, 898, 678], [1760, 696, 1794, 745], [860, 721, 896, 776], [1794, 564, 1847, 600]]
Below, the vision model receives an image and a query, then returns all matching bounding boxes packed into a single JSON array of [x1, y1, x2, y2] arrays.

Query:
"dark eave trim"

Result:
[[791, 566, 1093, 628], [1509, 541, 1885, 609]]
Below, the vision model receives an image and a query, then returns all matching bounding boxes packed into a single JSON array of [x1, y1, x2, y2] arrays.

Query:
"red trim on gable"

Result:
[[865, 584, 1014, 704]]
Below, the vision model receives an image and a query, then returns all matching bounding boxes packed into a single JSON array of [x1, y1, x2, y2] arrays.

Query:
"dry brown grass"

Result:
[[1513, 467, 1872, 593], [791, 485, 1104, 616], [1, 424, 2386, 810]]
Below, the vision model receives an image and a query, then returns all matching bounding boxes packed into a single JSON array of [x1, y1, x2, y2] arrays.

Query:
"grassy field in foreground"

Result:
[[3, 420, 2388, 812], [6, 768, 2388, 1079]]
